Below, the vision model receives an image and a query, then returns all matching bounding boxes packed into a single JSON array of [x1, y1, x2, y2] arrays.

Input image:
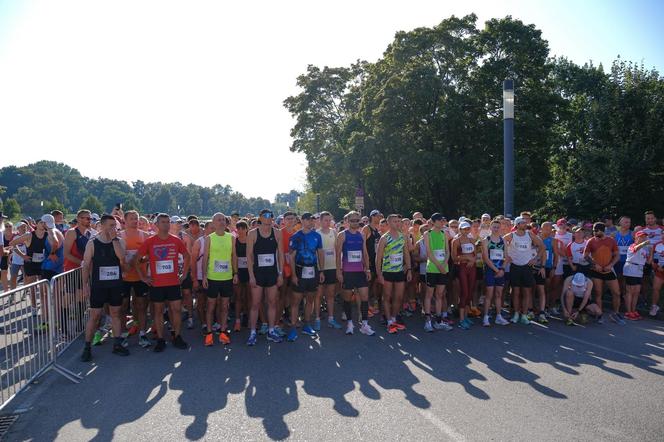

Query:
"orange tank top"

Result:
[[123, 230, 147, 282]]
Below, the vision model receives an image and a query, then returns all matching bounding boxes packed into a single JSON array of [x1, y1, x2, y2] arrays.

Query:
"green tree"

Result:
[[3, 198, 21, 219], [80, 195, 104, 215]]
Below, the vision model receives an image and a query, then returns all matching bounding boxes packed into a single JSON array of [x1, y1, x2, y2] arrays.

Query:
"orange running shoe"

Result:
[[219, 331, 231, 345], [394, 322, 406, 330], [388, 323, 399, 334], [204, 333, 214, 347]]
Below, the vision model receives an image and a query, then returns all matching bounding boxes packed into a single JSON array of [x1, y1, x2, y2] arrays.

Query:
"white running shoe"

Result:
[[359, 323, 375, 336]]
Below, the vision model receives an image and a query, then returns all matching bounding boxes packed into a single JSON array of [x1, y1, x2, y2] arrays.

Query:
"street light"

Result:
[[503, 79, 515, 219]]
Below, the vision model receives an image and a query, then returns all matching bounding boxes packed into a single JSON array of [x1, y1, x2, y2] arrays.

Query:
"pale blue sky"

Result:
[[0, 0, 662, 200]]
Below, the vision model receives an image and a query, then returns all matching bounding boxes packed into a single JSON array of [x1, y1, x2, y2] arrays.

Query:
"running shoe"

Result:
[[462, 318, 473, 328], [393, 322, 406, 331], [511, 313, 520, 324], [186, 318, 194, 330], [441, 317, 455, 326], [458, 321, 470, 330], [139, 335, 152, 348], [346, 322, 355, 335], [267, 330, 283, 343], [519, 315, 530, 325], [633, 311, 643, 320], [565, 318, 575, 326], [579, 313, 589, 324], [287, 328, 298, 342], [482, 317, 491, 327], [495, 315, 509, 326], [649, 304, 660, 317], [596, 315, 604, 324], [341, 312, 347, 321], [219, 331, 231, 345], [247, 332, 257, 346], [259, 323, 269, 335], [424, 321, 434, 333], [81, 347, 92, 362], [302, 325, 316, 336], [212, 322, 221, 333], [112, 344, 130, 356], [274, 326, 287, 337], [92, 330, 103, 346], [234, 320, 241, 332], [121, 337, 129, 349], [538, 313, 548, 324], [550, 307, 560, 316], [387, 323, 398, 334], [154, 338, 166, 352], [328, 318, 342, 329], [610, 313, 626, 325], [526, 311, 535, 321], [434, 321, 453, 331], [359, 323, 375, 336], [201, 324, 208, 333], [173, 335, 189, 349], [314, 319, 321, 331]]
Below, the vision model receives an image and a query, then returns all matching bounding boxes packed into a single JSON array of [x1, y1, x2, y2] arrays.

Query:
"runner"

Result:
[[316, 211, 342, 330], [422, 213, 453, 331], [451, 221, 477, 329], [246, 209, 285, 345], [362, 210, 383, 319], [134, 213, 190, 352], [567, 226, 590, 276], [80, 214, 129, 361], [583, 222, 623, 324], [8, 222, 28, 290], [481, 219, 509, 326], [376, 214, 411, 333], [232, 220, 250, 332], [191, 221, 213, 333], [623, 231, 651, 320], [561, 273, 600, 325], [287, 212, 323, 341], [279, 211, 297, 326], [1, 218, 10, 292], [336, 211, 375, 336], [535, 221, 556, 323], [202, 213, 237, 346], [504, 216, 546, 325], [614, 216, 634, 293], [120, 210, 151, 348], [650, 235, 664, 318], [181, 218, 203, 329]]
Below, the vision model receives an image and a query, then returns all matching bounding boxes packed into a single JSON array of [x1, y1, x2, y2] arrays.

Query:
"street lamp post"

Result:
[[503, 79, 515, 219]]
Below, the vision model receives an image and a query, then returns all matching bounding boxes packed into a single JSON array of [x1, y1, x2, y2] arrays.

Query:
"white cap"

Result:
[[572, 273, 586, 286], [458, 216, 469, 223], [91, 213, 100, 222], [40, 214, 55, 229], [459, 221, 471, 230], [514, 216, 526, 226], [170, 215, 182, 224], [482, 213, 491, 219]]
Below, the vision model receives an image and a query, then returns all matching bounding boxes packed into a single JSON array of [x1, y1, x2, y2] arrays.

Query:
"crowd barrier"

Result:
[[0, 268, 85, 411]]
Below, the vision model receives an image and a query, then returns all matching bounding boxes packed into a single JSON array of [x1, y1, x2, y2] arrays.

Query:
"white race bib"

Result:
[[489, 249, 504, 261], [517, 243, 529, 250], [389, 254, 403, 266], [301, 266, 315, 279], [433, 249, 445, 261], [545, 250, 551, 262], [461, 243, 474, 254], [125, 250, 137, 261], [214, 260, 230, 273], [348, 250, 362, 263], [258, 253, 275, 267], [156, 260, 174, 274], [99, 265, 120, 281], [32, 252, 44, 263], [618, 245, 629, 256], [324, 249, 335, 258], [238, 257, 248, 269]]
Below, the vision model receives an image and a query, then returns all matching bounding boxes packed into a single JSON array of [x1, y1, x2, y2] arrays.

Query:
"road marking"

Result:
[[419, 409, 465, 441], [533, 326, 653, 364]]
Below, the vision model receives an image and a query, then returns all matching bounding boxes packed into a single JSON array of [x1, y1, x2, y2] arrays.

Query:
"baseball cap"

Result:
[[170, 215, 182, 224], [572, 226, 583, 233], [568, 218, 578, 226], [556, 218, 567, 226], [572, 273, 586, 286], [459, 221, 471, 230], [431, 212, 444, 222], [301, 212, 314, 220], [481, 213, 491, 219], [91, 213, 100, 222], [514, 216, 526, 226], [259, 209, 273, 218], [459, 216, 469, 223], [369, 210, 382, 217], [41, 214, 56, 229], [635, 230, 648, 238], [15, 221, 25, 229], [593, 222, 605, 232]]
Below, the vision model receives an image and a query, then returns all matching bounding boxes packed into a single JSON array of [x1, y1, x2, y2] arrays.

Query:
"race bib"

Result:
[[32, 252, 45, 263], [99, 266, 120, 281], [302, 266, 315, 279], [545, 250, 550, 261], [214, 260, 230, 273], [461, 243, 474, 254], [490, 249, 504, 261], [125, 250, 137, 261], [618, 245, 629, 256], [258, 253, 275, 267], [156, 260, 174, 274], [389, 254, 403, 266], [433, 249, 445, 261], [348, 250, 362, 263], [517, 242, 529, 250], [324, 249, 335, 258], [238, 257, 248, 269]]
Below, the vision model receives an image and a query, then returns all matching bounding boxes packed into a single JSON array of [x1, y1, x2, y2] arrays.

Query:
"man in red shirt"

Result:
[[134, 213, 190, 352], [584, 222, 623, 325]]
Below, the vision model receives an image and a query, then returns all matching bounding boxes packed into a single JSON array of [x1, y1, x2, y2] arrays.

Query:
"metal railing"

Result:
[[0, 269, 85, 411]]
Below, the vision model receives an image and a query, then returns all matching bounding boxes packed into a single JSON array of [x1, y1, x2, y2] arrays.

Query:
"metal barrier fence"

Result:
[[0, 269, 85, 411]]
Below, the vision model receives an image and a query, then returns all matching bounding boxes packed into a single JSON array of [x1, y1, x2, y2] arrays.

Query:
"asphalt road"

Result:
[[4, 312, 664, 441]]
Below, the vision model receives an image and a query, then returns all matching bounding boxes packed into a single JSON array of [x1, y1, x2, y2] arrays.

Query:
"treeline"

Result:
[[284, 14, 664, 221], [0, 161, 301, 218]]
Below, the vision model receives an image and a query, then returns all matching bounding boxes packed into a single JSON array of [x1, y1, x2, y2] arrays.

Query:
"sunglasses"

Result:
[[349, 219, 360, 223], [262, 213, 273, 219], [80, 216, 91, 220]]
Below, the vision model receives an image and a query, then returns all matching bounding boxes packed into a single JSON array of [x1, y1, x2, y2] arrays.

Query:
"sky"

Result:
[[1, 0, 663, 201]]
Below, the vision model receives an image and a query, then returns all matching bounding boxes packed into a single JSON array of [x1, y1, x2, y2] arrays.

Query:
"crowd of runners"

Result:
[[0, 208, 662, 362]]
